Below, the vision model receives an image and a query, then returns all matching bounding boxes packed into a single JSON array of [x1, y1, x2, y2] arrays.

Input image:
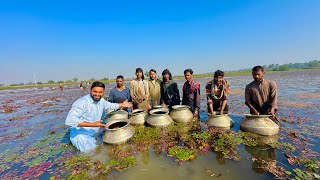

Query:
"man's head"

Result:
[[162, 69, 172, 82], [116, 75, 124, 88], [136, 68, 144, 80], [149, 69, 157, 80], [214, 70, 225, 84], [252, 66, 265, 83], [90, 81, 105, 101], [184, 69, 193, 82]]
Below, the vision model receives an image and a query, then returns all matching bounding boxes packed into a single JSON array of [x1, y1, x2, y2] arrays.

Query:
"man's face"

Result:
[[116, 78, 124, 87], [184, 72, 192, 81], [136, 71, 143, 79], [90, 87, 105, 101], [214, 76, 224, 84], [149, 71, 157, 80], [163, 73, 170, 81], [252, 70, 264, 82]]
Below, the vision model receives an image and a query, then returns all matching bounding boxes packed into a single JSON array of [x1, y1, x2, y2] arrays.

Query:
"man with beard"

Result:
[[160, 69, 180, 109], [130, 68, 149, 111], [205, 70, 230, 115], [66, 81, 132, 152], [148, 69, 161, 109], [245, 66, 277, 117], [108, 75, 131, 111], [182, 69, 201, 118]]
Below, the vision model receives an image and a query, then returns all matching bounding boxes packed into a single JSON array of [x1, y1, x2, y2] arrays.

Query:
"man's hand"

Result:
[[119, 101, 133, 108], [252, 110, 260, 115], [193, 109, 199, 118], [161, 103, 167, 107], [92, 120, 106, 127], [269, 107, 276, 118], [219, 110, 224, 115], [78, 120, 106, 127]]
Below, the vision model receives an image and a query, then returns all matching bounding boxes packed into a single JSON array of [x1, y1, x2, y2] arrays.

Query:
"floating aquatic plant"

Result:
[[168, 145, 195, 161]]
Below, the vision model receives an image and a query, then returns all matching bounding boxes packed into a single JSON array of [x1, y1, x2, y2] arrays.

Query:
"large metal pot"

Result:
[[146, 108, 173, 127], [107, 109, 128, 121], [169, 105, 193, 123], [206, 113, 234, 128], [103, 119, 135, 144], [129, 109, 148, 125], [240, 114, 279, 136]]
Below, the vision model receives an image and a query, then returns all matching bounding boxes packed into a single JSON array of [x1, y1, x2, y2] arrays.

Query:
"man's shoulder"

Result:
[[193, 81, 200, 89], [74, 94, 91, 105], [205, 80, 212, 87], [246, 81, 256, 89], [109, 87, 117, 93], [264, 79, 277, 87]]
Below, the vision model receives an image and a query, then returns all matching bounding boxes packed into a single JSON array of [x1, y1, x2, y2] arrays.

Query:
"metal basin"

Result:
[[146, 108, 173, 127], [103, 119, 135, 144], [169, 105, 193, 123], [129, 109, 148, 125], [107, 109, 128, 121], [206, 113, 234, 128], [240, 114, 279, 136]]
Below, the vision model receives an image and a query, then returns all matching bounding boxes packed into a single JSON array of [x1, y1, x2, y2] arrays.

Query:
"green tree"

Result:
[[278, 65, 290, 71], [90, 78, 95, 81], [72, 78, 78, 82], [57, 81, 64, 84], [101, 77, 109, 81], [47, 80, 55, 84], [145, 70, 149, 78], [37, 82, 43, 85]]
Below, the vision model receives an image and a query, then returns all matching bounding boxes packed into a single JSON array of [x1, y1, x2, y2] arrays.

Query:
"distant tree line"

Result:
[[238, 60, 320, 72], [264, 60, 320, 71], [6, 60, 319, 86]]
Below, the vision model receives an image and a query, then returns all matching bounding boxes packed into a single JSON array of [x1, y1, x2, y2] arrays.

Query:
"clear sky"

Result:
[[1, 0, 319, 84]]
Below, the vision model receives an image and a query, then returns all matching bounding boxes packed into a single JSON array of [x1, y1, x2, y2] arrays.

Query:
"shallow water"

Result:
[[0, 70, 319, 179]]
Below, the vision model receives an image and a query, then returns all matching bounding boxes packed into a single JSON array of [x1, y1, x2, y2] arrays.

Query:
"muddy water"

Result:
[[0, 70, 319, 179]]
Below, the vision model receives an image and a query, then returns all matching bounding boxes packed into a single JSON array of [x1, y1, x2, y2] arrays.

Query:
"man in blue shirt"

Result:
[[108, 75, 131, 111], [66, 81, 132, 152]]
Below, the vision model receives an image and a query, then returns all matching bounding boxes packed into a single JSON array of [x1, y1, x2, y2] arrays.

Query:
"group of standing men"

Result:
[[108, 68, 203, 118], [66, 65, 277, 152]]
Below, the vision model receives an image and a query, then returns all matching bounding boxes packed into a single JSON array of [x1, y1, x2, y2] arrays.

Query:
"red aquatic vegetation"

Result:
[[20, 161, 52, 178]]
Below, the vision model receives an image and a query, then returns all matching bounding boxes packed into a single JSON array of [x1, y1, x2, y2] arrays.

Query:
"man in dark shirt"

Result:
[[182, 69, 201, 118], [108, 75, 131, 111], [245, 66, 277, 117], [206, 70, 230, 115], [160, 69, 180, 109]]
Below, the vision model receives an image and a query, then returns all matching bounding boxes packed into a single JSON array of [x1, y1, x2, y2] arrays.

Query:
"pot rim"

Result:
[[105, 119, 130, 131], [172, 105, 190, 110], [243, 114, 272, 118], [207, 113, 229, 117], [131, 109, 146, 116], [149, 108, 169, 115], [107, 109, 127, 116]]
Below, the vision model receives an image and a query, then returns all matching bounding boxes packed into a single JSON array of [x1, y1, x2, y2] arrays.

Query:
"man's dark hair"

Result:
[[162, 69, 172, 81], [91, 81, 105, 89], [149, 69, 157, 73], [184, 69, 193, 75], [214, 70, 224, 77], [252, 66, 264, 72], [116, 75, 124, 80], [136, 68, 144, 80]]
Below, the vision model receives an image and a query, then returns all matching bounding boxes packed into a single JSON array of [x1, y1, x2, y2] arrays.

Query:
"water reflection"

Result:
[[245, 135, 278, 173]]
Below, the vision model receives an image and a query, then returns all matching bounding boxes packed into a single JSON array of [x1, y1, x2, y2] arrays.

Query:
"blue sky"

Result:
[[1, 0, 319, 84]]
